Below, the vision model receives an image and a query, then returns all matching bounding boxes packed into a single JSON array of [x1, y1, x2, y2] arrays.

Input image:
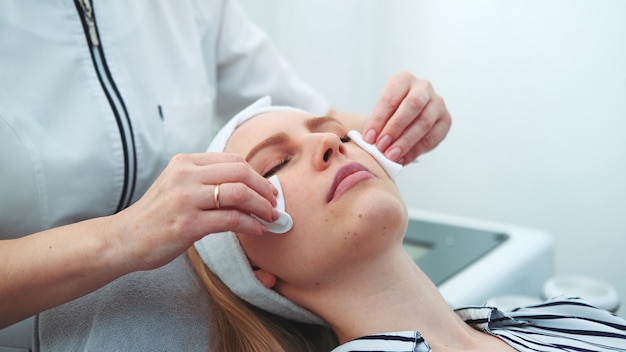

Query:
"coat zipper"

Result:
[[75, 0, 137, 213]]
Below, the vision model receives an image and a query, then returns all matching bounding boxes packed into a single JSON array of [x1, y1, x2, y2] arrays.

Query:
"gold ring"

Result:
[[214, 184, 221, 209]]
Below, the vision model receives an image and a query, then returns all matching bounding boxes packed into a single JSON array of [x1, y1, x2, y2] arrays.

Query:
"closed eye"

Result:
[[263, 156, 291, 178]]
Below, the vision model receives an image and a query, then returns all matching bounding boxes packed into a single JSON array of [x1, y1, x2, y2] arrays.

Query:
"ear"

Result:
[[253, 267, 277, 289]]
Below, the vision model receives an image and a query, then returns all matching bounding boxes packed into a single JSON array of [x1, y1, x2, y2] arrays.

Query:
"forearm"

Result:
[[0, 216, 130, 328], [0, 151, 280, 328]]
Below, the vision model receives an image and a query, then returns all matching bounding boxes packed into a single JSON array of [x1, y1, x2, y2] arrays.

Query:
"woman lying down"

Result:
[[188, 97, 626, 351]]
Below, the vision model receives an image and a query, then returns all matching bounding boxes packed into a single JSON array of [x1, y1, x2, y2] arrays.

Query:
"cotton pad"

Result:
[[253, 175, 292, 234], [347, 130, 403, 178]]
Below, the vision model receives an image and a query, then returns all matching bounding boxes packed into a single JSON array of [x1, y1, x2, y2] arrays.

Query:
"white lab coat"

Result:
[[0, 0, 327, 350], [0, 0, 328, 239]]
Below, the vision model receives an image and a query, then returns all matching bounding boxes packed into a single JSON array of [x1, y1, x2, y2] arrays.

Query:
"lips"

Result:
[[327, 162, 376, 202]]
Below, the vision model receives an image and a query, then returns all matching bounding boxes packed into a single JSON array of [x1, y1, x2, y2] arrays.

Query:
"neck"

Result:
[[298, 248, 482, 347]]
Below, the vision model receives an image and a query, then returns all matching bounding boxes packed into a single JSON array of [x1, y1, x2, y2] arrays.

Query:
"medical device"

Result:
[[404, 208, 554, 308]]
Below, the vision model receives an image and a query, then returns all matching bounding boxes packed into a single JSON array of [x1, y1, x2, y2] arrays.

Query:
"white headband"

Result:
[[194, 96, 402, 326]]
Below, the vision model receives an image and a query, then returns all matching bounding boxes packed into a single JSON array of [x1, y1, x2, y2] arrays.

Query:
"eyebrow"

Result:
[[244, 116, 344, 162], [245, 133, 290, 162], [305, 116, 344, 132]]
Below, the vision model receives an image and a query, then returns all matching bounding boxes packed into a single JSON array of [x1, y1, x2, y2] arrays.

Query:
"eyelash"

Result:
[[261, 134, 351, 178], [263, 156, 291, 178]]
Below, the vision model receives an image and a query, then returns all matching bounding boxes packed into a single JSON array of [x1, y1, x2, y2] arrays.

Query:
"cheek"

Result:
[[281, 171, 327, 232], [240, 233, 332, 287], [237, 235, 275, 268]]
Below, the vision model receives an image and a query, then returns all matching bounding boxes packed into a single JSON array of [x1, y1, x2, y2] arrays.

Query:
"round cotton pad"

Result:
[[347, 130, 403, 178], [253, 175, 293, 234]]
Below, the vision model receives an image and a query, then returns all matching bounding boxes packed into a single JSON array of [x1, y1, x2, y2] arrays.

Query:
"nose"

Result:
[[312, 133, 347, 170]]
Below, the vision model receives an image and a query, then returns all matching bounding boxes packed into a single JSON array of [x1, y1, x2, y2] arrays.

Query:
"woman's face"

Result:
[[224, 111, 407, 296]]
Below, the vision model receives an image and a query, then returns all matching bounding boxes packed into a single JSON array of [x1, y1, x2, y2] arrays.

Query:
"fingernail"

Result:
[[364, 129, 376, 144], [377, 135, 392, 151], [272, 209, 280, 221], [386, 147, 402, 162]]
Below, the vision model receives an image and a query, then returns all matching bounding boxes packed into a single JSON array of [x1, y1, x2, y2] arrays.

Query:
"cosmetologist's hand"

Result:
[[112, 152, 277, 272], [362, 71, 452, 164]]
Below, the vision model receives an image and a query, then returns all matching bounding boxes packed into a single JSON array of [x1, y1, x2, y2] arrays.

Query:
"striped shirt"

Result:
[[332, 297, 626, 351]]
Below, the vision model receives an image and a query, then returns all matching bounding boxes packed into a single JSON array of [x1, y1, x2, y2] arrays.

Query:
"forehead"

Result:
[[224, 111, 311, 154]]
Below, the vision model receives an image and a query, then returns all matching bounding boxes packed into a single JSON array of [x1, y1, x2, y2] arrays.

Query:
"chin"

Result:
[[351, 192, 408, 238]]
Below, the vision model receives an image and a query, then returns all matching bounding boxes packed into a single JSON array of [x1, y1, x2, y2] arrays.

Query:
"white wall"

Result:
[[238, 0, 626, 317]]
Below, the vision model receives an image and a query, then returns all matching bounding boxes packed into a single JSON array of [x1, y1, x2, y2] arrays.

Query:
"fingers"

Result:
[[200, 157, 277, 210], [363, 71, 452, 163], [399, 113, 451, 164], [373, 76, 434, 151], [385, 95, 451, 164], [166, 152, 278, 223], [195, 209, 270, 237], [363, 71, 416, 144], [205, 182, 278, 223]]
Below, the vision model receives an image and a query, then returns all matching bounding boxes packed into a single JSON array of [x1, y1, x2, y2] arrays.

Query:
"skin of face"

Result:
[[224, 110, 408, 303]]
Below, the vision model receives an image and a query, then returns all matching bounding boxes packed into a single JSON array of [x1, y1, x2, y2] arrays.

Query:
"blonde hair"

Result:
[[187, 246, 337, 351]]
